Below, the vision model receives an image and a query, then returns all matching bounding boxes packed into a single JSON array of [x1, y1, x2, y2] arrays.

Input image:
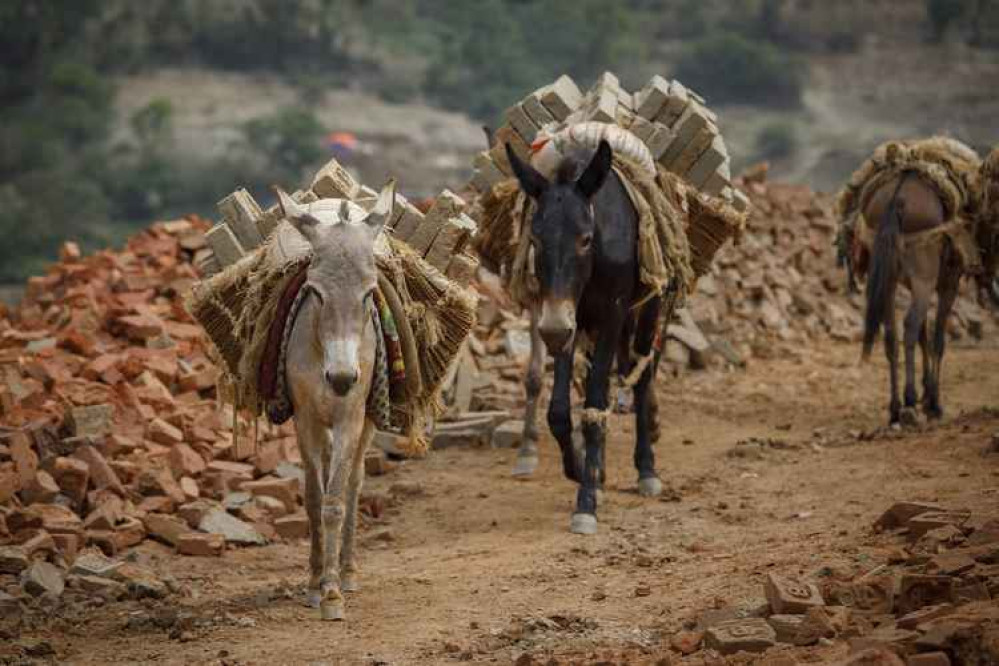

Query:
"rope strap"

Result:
[[581, 408, 609, 427]]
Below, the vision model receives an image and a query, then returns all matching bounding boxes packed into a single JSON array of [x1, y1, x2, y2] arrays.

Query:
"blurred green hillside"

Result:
[[2, 0, 997, 282]]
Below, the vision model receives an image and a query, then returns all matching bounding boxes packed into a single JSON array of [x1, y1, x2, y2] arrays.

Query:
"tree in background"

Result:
[[926, 0, 971, 42]]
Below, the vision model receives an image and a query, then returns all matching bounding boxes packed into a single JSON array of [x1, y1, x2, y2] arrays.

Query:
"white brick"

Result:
[[408, 190, 466, 256], [445, 252, 479, 285], [522, 90, 556, 129], [392, 201, 425, 240], [659, 80, 691, 126], [505, 103, 540, 143], [686, 135, 729, 187], [425, 213, 478, 271], [540, 75, 583, 120], [217, 189, 263, 250], [311, 157, 359, 199], [634, 75, 671, 120], [204, 223, 245, 267]]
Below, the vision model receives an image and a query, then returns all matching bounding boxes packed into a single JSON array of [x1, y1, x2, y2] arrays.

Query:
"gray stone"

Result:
[[69, 574, 126, 599], [69, 549, 121, 579], [274, 462, 305, 486], [223, 491, 253, 511], [198, 508, 267, 546], [21, 561, 65, 598], [504, 329, 532, 361], [0, 591, 21, 639]]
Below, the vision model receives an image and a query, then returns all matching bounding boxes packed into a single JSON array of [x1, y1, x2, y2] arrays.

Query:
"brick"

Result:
[[21, 560, 65, 598], [241, 477, 298, 512], [114, 517, 145, 548], [586, 83, 618, 124], [178, 367, 218, 393], [670, 126, 718, 176], [824, 578, 894, 615], [765, 573, 824, 614], [168, 443, 206, 477], [897, 575, 954, 615], [67, 404, 114, 439], [206, 460, 255, 478], [874, 501, 943, 531], [310, 157, 360, 200], [504, 103, 539, 144], [703, 163, 732, 197], [21, 470, 59, 504], [540, 75, 583, 120], [177, 499, 218, 529], [445, 252, 479, 285], [928, 551, 976, 576], [390, 201, 425, 241], [843, 649, 906, 666], [907, 653, 952, 666], [117, 314, 165, 341], [216, 188, 263, 251], [137, 495, 175, 514], [148, 418, 183, 446], [425, 213, 477, 271], [767, 614, 808, 644], [51, 532, 80, 562], [634, 75, 671, 120], [274, 513, 309, 540], [72, 444, 124, 495], [179, 476, 200, 501], [177, 532, 225, 557], [0, 470, 18, 503], [686, 135, 729, 187], [656, 80, 690, 126], [140, 468, 187, 505], [20, 530, 57, 560], [204, 223, 245, 267], [364, 449, 388, 477], [522, 90, 556, 129], [704, 618, 776, 655], [0, 546, 29, 575], [407, 189, 467, 256], [897, 604, 954, 630], [82, 354, 119, 382], [471, 152, 508, 191], [143, 513, 190, 547], [52, 456, 90, 506], [253, 440, 283, 476], [908, 512, 969, 538], [10, 432, 38, 487], [494, 125, 530, 164]]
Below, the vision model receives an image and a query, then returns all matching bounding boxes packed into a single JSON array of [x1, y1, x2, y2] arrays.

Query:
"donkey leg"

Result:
[[631, 297, 663, 497], [571, 315, 623, 535], [885, 312, 901, 426], [902, 284, 931, 423], [926, 261, 960, 419], [302, 452, 325, 608], [317, 426, 354, 621], [340, 419, 375, 593], [548, 346, 580, 483], [514, 310, 544, 478]]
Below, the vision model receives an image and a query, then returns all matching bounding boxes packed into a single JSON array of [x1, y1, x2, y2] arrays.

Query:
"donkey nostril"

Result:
[[326, 370, 358, 395]]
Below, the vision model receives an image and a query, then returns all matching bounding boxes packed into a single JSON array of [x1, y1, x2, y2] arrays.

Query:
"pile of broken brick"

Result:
[[669, 501, 998, 665], [0, 217, 401, 616]]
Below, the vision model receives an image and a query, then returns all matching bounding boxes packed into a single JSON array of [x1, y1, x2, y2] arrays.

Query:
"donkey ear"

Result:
[[275, 187, 321, 241], [577, 139, 612, 200], [482, 125, 496, 149], [506, 142, 548, 200], [364, 179, 396, 234]]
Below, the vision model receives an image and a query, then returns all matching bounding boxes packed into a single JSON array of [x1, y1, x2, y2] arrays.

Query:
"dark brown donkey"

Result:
[[862, 172, 964, 426]]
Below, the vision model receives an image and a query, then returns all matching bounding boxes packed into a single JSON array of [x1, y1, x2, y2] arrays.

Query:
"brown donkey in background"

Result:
[[862, 171, 964, 426]]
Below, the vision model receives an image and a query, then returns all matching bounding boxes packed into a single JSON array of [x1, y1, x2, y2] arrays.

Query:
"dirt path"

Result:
[[17, 338, 999, 665]]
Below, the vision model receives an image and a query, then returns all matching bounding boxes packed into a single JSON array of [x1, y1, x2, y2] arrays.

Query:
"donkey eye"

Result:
[[579, 234, 594, 251]]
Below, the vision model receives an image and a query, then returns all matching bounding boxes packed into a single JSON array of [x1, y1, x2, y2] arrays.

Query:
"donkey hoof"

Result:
[[570, 513, 598, 535], [305, 589, 322, 608], [512, 455, 539, 478], [637, 477, 662, 498], [320, 600, 345, 621], [924, 404, 943, 421], [341, 577, 361, 593], [899, 407, 920, 428]]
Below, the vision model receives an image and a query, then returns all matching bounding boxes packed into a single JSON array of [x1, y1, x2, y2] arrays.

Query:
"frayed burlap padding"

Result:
[[837, 137, 981, 227], [979, 147, 999, 279], [680, 180, 747, 280], [489, 156, 697, 310], [188, 231, 476, 458], [186, 242, 308, 416]]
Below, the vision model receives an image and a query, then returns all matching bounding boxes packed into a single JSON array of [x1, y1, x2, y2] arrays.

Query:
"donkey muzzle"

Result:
[[539, 299, 575, 355], [325, 369, 359, 396]]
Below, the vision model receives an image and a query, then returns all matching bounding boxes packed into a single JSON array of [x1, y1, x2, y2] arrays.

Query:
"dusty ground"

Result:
[[11, 336, 999, 666]]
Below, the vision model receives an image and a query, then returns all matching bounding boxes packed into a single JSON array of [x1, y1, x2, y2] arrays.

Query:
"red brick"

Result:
[[114, 517, 146, 548], [206, 460, 255, 478], [137, 496, 175, 514], [118, 314, 165, 341], [179, 476, 199, 501], [51, 456, 90, 505], [253, 441, 283, 476], [83, 354, 119, 381], [241, 477, 298, 512], [58, 330, 98, 357], [31, 504, 83, 534], [142, 513, 190, 547], [178, 368, 218, 393], [19, 530, 57, 559], [168, 443, 206, 478], [177, 500, 216, 529], [72, 444, 124, 495], [148, 418, 183, 446], [177, 532, 225, 557], [147, 468, 187, 505], [0, 469, 19, 503], [51, 532, 80, 563], [86, 530, 118, 557], [10, 432, 39, 488]]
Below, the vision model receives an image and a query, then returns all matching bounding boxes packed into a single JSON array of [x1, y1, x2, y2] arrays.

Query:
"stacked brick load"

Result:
[[468, 72, 749, 213], [200, 157, 480, 284]]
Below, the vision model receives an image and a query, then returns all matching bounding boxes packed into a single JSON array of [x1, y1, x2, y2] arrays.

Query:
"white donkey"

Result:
[[276, 183, 394, 621]]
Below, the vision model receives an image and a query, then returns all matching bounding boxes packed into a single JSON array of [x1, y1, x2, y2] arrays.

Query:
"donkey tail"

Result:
[[862, 173, 909, 359]]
